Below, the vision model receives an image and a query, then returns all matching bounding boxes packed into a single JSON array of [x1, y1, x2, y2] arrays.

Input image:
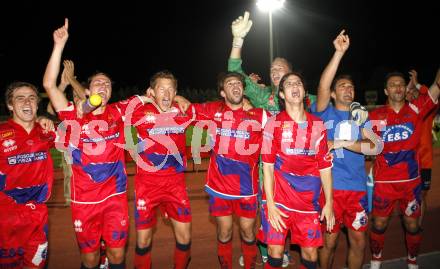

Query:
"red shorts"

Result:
[[71, 194, 129, 253], [257, 205, 322, 248], [373, 179, 422, 218], [208, 195, 257, 218], [0, 203, 48, 268], [135, 174, 191, 230], [325, 190, 368, 233]]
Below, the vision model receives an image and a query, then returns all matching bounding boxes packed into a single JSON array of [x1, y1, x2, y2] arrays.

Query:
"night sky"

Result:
[[0, 0, 438, 106]]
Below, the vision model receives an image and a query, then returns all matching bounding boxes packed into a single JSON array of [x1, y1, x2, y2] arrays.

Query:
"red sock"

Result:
[[174, 242, 191, 269], [241, 239, 257, 269], [370, 228, 385, 260], [217, 239, 232, 269], [406, 230, 422, 264], [134, 245, 152, 269]]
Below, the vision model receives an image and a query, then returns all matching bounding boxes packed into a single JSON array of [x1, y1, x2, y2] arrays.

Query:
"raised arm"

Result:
[[316, 30, 350, 112], [229, 11, 252, 60], [42, 18, 70, 112], [429, 67, 440, 101], [63, 60, 87, 101]]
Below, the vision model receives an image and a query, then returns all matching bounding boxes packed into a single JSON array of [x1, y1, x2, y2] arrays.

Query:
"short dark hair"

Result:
[[384, 71, 405, 88], [331, 74, 354, 92], [87, 71, 113, 88], [5, 81, 40, 106], [217, 71, 246, 94], [277, 71, 307, 111], [150, 70, 178, 89]]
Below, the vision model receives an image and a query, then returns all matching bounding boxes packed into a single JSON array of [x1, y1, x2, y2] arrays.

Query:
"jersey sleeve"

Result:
[[315, 127, 332, 170], [114, 95, 145, 120], [192, 102, 218, 121], [56, 101, 77, 121], [410, 86, 438, 118]]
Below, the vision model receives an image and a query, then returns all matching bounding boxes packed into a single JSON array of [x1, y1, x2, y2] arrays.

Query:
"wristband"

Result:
[[232, 37, 244, 48]]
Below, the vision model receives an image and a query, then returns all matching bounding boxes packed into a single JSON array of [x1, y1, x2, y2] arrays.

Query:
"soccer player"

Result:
[[312, 30, 382, 269], [228, 11, 316, 117], [260, 72, 335, 269], [368, 70, 440, 269], [405, 69, 440, 226], [130, 70, 194, 269], [191, 71, 268, 269], [0, 82, 56, 269], [43, 19, 144, 269]]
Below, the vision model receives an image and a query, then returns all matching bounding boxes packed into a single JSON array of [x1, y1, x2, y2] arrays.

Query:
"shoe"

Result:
[[239, 254, 266, 266], [370, 260, 381, 269], [282, 253, 290, 267], [407, 263, 418, 269], [239, 255, 244, 267], [99, 257, 108, 269]]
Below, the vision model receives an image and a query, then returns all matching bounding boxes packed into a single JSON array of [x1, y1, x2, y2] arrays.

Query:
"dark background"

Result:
[[0, 0, 438, 112]]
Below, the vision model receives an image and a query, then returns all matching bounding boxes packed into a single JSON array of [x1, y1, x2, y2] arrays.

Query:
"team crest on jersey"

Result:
[[74, 220, 83, 232], [0, 130, 15, 140]]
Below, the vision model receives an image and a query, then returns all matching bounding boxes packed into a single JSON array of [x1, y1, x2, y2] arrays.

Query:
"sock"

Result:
[[257, 240, 268, 258], [174, 241, 191, 269], [299, 259, 317, 269], [217, 238, 232, 269], [134, 245, 152, 269], [241, 239, 257, 269], [370, 226, 386, 260], [108, 262, 125, 269], [264, 255, 283, 268], [406, 229, 422, 264]]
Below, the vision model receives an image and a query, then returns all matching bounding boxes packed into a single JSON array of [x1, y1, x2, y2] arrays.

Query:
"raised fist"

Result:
[[350, 102, 368, 126]]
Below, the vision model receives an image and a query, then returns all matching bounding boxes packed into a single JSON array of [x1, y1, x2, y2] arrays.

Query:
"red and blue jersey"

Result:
[[0, 120, 55, 207], [57, 97, 142, 204], [129, 103, 195, 177], [370, 92, 437, 182], [193, 101, 268, 199], [262, 111, 332, 212]]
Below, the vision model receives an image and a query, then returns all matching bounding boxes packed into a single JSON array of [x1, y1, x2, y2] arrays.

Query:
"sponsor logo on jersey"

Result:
[[148, 126, 185, 135], [214, 112, 223, 121], [144, 113, 156, 123], [281, 130, 293, 142], [82, 132, 120, 143], [2, 139, 17, 152], [7, 151, 48, 165], [381, 123, 414, 143], [0, 130, 15, 140], [285, 148, 316, 156], [216, 128, 250, 139]]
